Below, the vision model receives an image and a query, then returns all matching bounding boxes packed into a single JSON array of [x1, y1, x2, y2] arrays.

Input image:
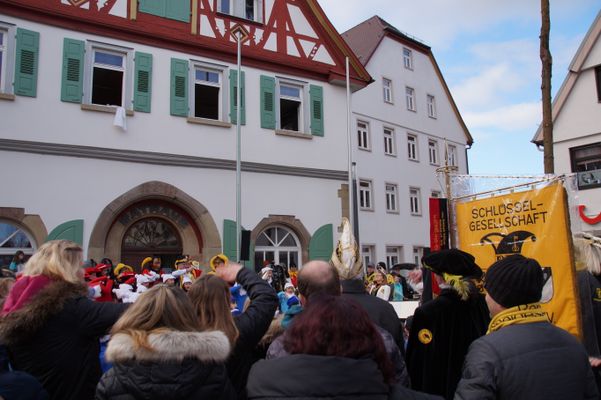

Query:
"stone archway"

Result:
[[0, 207, 47, 247], [251, 215, 311, 267], [88, 181, 221, 264]]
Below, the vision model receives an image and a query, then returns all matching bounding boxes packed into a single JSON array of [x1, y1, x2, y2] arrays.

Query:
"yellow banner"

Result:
[[456, 182, 581, 337]]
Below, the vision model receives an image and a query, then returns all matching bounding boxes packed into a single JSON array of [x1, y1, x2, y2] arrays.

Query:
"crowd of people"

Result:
[[0, 237, 600, 399]]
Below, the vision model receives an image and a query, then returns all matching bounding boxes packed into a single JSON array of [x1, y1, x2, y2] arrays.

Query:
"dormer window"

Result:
[[218, 0, 263, 23]]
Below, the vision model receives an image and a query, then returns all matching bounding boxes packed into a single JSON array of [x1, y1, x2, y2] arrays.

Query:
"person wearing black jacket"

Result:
[[189, 261, 278, 400], [0, 240, 127, 400]]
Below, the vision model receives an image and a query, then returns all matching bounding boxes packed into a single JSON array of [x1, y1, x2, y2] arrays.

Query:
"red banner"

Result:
[[429, 198, 449, 251]]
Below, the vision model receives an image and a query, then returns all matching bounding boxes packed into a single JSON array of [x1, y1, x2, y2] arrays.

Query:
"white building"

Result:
[[532, 11, 601, 236], [343, 16, 472, 267], [0, 0, 371, 269]]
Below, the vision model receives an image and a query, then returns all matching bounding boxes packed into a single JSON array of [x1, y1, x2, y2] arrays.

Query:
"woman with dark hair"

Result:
[[189, 261, 278, 400], [8, 250, 25, 273], [246, 294, 394, 399]]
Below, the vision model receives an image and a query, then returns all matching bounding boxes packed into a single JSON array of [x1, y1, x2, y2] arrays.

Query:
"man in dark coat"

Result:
[[455, 255, 599, 400], [406, 249, 489, 399]]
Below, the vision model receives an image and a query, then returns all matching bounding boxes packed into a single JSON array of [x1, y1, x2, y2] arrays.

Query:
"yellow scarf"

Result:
[[487, 302, 550, 334]]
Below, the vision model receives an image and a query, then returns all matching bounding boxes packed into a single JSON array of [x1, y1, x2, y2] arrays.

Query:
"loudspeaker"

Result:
[[240, 230, 251, 261]]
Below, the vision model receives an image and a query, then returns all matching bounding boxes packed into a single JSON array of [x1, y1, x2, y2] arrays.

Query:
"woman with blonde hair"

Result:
[[0, 240, 127, 400], [189, 261, 278, 400], [96, 284, 235, 399]]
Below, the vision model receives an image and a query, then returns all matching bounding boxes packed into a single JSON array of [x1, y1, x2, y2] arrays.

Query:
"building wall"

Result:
[[352, 36, 469, 264], [0, 9, 351, 263], [552, 36, 601, 232], [0, 15, 349, 170]]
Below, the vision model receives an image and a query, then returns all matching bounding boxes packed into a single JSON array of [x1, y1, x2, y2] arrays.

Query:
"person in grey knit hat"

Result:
[[455, 254, 598, 400]]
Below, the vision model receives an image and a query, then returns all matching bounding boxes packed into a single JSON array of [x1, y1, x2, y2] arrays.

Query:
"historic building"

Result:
[[343, 16, 472, 267], [0, 0, 371, 269], [532, 11, 601, 236]]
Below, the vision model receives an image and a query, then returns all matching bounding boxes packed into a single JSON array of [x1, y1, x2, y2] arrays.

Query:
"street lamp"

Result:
[[230, 24, 250, 262]]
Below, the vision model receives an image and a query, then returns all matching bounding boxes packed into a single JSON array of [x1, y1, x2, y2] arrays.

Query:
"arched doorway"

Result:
[[88, 181, 221, 265], [254, 226, 301, 269], [120, 217, 183, 272]]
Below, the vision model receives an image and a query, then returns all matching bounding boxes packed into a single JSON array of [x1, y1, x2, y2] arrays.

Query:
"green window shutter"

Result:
[[14, 28, 39, 97], [61, 38, 85, 103], [134, 52, 152, 112], [309, 224, 333, 261], [260, 75, 276, 129], [165, 0, 190, 22], [310, 84, 324, 136], [223, 219, 238, 261], [229, 70, 246, 125], [46, 219, 84, 246], [170, 58, 188, 117], [139, 0, 165, 17], [244, 243, 255, 270]]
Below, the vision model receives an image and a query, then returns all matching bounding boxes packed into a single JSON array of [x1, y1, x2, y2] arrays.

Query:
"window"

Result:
[[596, 66, 601, 102], [571, 143, 601, 189], [386, 183, 398, 213], [279, 83, 303, 131], [383, 78, 393, 103], [0, 221, 36, 268], [254, 226, 301, 269], [260, 76, 322, 135], [428, 140, 438, 165], [431, 190, 441, 198], [362, 245, 375, 268], [427, 94, 436, 118], [410, 187, 421, 215], [359, 180, 373, 210], [386, 246, 401, 267], [384, 128, 395, 156], [413, 246, 424, 266], [447, 144, 457, 167], [406, 86, 415, 111], [403, 47, 413, 70], [91, 49, 126, 107], [218, 0, 263, 23], [407, 134, 418, 161], [194, 67, 221, 120], [357, 121, 370, 150]]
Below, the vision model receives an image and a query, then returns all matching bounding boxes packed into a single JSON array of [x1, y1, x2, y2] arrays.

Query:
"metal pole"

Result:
[[346, 57, 354, 231], [443, 140, 455, 248], [236, 34, 242, 262]]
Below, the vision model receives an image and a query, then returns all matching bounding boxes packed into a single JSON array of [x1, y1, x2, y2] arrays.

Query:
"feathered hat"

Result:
[[422, 249, 482, 300], [330, 218, 363, 280]]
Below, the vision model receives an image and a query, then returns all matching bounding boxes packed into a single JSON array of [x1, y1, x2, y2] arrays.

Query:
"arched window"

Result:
[[0, 221, 36, 268], [121, 218, 183, 271], [254, 226, 301, 269]]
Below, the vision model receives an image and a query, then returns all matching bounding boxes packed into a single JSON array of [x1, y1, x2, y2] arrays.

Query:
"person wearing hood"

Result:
[[0, 240, 127, 400], [406, 249, 490, 400], [96, 285, 235, 400]]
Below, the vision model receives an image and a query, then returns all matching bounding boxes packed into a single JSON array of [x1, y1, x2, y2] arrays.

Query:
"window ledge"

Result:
[[187, 117, 232, 128], [411, 213, 422, 217], [275, 129, 313, 140], [360, 208, 375, 212], [0, 92, 16, 101], [385, 153, 397, 157], [358, 147, 372, 152], [409, 158, 420, 163], [81, 104, 134, 116], [386, 210, 401, 215]]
